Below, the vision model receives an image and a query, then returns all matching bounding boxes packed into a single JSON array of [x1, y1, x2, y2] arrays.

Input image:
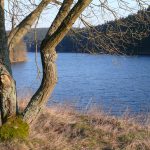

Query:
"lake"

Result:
[[12, 52, 150, 115]]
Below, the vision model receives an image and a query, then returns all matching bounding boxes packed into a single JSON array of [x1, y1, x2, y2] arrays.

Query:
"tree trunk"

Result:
[[0, 0, 17, 124], [23, 48, 57, 124], [0, 65, 17, 123]]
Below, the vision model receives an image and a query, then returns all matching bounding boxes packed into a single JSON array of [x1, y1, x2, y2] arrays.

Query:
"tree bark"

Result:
[[0, 0, 17, 124], [0, 0, 11, 73], [23, 48, 57, 124], [0, 65, 17, 123]]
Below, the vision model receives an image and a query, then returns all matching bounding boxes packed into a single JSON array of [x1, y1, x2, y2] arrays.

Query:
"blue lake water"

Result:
[[12, 52, 150, 115]]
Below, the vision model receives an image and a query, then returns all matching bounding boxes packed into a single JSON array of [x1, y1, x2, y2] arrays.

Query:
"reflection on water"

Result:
[[12, 52, 150, 115]]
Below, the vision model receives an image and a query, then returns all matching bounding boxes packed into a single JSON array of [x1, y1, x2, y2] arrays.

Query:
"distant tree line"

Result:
[[24, 6, 150, 55]]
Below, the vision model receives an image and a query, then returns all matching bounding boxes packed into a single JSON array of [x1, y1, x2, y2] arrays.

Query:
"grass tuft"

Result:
[[0, 117, 29, 141]]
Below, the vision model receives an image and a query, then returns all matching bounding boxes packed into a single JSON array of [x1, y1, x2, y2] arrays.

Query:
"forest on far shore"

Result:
[[23, 6, 150, 55]]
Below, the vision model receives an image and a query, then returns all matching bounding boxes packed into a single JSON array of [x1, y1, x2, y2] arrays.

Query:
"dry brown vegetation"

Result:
[[0, 101, 150, 150], [10, 40, 27, 63]]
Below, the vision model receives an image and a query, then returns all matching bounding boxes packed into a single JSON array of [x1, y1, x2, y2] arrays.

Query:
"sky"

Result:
[[5, 0, 150, 30]]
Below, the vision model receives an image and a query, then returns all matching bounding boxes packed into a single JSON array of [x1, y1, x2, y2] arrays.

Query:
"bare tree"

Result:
[[0, 0, 149, 126], [0, 0, 92, 125]]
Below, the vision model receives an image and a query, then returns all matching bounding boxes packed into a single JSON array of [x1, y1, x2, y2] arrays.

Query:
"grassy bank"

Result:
[[0, 102, 150, 150]]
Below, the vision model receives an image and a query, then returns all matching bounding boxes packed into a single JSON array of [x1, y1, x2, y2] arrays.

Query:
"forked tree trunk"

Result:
[[23, 0, 73, 124], [0, 0, 54, 125], [23, 0, 92, 124], [1, 0, 92, 125], [23, 48, 57, 124]]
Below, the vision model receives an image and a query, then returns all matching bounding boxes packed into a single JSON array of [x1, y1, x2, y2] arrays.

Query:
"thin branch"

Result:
[[8, 0, 53, 49]]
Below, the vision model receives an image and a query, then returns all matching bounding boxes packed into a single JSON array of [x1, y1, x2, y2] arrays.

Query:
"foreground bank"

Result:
[[0, 101, 150, 150]]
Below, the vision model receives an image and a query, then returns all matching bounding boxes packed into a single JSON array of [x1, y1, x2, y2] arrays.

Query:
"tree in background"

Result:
[[0, 0, 149, 126]]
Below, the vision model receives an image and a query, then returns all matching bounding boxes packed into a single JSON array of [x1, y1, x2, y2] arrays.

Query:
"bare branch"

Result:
[[8, 0, 53, 49], [42, 0, 92, 50], [45, 0, 73, 38]]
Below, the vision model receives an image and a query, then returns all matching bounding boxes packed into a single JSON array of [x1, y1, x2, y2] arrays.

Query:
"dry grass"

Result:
[[0, 101, 150, 150]]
